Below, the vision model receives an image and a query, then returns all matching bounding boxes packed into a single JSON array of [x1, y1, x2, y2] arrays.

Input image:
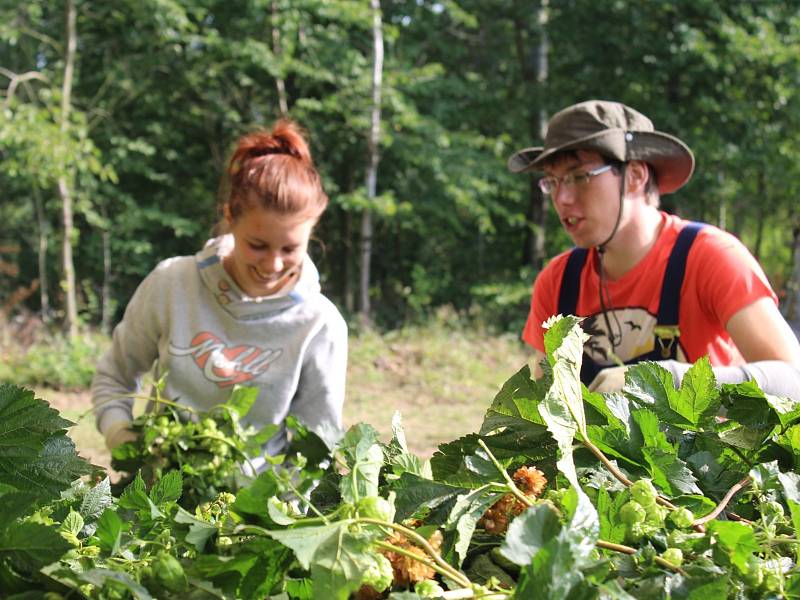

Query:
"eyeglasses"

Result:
[[538, 164, 613, 195]]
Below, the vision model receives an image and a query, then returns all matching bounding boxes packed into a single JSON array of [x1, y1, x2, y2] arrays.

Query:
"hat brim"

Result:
[[507, 129, 694, 195]]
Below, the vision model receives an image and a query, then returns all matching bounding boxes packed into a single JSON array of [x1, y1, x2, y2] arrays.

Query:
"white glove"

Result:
[[588, 365, 629, 393], [104, 420, 138, 450]]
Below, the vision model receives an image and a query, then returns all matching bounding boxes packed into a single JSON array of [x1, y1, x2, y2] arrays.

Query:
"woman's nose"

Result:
[[261, 251, 283, 273]]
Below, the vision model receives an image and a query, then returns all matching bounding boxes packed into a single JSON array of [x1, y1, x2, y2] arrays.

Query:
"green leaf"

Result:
[[706, 520, 759, 572], [266, 522, 347, 571], [0, 521, 71, 572], [95, 508, 124, 555], [446, 488, 499, 566], [672, 357, 720, 427], [337, 424, 384, 503], [499, 503, 562, 566], [60, 509, 84, 538], [309, 529, 374, 600], [226, 385, 258, 419], [232, 470, 281, 523], [625, 362, 691, 427], [79, 476, 113, 521], [78, 568, 153, 600], [392, 472, 469, 521], [596, 486, 628, 545], [0, 434, 90, 500], [778, 471, 800, 538], [0, 491, 38, 529], [174, 506, 218, 551], [149, 470, 183, 506], [482, 365, 546, 427]]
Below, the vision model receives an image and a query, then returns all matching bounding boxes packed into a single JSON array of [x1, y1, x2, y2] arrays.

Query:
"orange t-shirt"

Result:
[[522, 213, 777, 367]]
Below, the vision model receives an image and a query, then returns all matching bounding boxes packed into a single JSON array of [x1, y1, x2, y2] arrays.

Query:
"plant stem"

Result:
[[358, 518, 471, 588], [692, 476, 752, 526], [476, 439, 533, 508]]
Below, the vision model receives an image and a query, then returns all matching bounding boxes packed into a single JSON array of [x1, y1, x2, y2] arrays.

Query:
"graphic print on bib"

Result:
[[581, 308, 687, 366], [169, 331, 283, 387]]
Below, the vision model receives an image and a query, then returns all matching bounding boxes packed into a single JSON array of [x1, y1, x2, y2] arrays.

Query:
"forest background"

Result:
[[2, 1, 800, 458]]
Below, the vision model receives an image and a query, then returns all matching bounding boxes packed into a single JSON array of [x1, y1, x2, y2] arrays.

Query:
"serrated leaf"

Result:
[[596, 486, 628, 544], [625, 362, 691, 427], [392, 472, 468, 521], [482, 365, 545, 426], [706, 520, 759, 572], [60, 510, 84, 538], [95, 508, 124, 555], [642, 446, 701, 495], [0, 491, 38, 528], [0, 521, 71, 571], [673, 357, 720, 427], [149, 470, 182, 506], [79, 476, 113, 521], [0, 434, 91, 499]]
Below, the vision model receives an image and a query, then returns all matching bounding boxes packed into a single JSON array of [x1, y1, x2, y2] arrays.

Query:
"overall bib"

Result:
[[557, 222, 704, 385]]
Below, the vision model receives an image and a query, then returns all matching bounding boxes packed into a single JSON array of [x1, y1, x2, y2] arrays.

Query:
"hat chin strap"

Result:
[[596, 163, 627, 355], [597, 163, 626, 253]]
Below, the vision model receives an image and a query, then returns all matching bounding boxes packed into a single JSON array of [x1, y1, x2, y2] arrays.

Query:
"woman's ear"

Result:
[[223, 204, 233, 225]]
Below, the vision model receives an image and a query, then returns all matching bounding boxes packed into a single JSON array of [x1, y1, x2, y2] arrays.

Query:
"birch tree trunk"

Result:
[[359, 0, 383, 325], [59, 0, 78, 338], [515, 0, 549, 270], [271, 0, 289, 117], [33, 187, 50, 322]]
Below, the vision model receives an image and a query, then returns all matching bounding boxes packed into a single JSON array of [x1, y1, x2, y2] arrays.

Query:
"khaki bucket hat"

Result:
[[507, 100, 695, 194]]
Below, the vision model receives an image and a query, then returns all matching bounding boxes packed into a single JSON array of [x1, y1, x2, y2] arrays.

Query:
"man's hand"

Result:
[[588, 365, 629, 393], [104, 420, 138, 450]]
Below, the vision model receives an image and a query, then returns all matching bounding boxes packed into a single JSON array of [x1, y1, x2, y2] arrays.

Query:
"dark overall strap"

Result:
[[647, 221, 705, 360], [556, 247, 600, 383], [557, 247, 589, 316]]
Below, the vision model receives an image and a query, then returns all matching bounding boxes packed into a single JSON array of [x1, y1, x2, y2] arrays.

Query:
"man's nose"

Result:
[[551, 182, 576, 206]]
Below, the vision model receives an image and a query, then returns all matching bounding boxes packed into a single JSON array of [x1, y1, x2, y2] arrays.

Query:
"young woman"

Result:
[[92, 120, 347, 459]]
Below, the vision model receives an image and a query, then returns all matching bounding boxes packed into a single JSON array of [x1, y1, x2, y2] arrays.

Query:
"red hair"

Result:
[[223, 119, 328, 222]]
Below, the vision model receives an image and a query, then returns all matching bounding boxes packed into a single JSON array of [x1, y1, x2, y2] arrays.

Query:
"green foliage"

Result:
[[0, 331, 109, 390], [6, 260, 800, 600]]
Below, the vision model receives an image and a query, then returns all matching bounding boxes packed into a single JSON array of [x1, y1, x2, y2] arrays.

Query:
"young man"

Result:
[[508, 100, 800, 396]]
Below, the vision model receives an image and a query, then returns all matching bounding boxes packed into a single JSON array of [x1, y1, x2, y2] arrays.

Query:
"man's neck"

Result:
[[598, 205, 664, 280]]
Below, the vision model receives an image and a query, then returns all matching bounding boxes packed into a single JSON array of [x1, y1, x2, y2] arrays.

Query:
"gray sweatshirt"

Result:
[[92, 235, 347, 455]]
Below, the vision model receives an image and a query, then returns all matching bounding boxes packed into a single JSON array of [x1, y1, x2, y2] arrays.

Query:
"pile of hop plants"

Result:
[[3, 315, 800, 598]]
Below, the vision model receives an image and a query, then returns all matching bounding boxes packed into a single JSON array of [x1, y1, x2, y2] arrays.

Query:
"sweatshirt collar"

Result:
[[196, 234, 321, 320]]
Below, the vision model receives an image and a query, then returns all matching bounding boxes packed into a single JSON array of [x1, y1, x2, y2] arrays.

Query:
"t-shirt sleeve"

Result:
[[688, 228, 777, 327], [521, 257, 566, 352]]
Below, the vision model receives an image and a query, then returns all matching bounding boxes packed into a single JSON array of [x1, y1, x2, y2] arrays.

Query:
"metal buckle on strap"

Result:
[[654, 325, 680, 359]]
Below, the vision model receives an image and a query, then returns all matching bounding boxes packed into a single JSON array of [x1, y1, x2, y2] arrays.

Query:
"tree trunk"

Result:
[[359, 0, 383, 325], [100, 204, 112, 334], [33, 187, 50, 322], [59, 0, 78, 339], [271, 0, 289, 117], [514, 0, 549, 269]]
